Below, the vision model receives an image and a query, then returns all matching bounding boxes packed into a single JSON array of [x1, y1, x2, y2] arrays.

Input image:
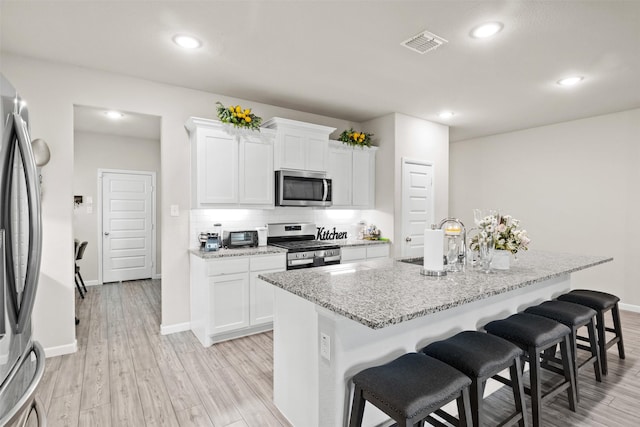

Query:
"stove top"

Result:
[[269, 239, 340, 252]]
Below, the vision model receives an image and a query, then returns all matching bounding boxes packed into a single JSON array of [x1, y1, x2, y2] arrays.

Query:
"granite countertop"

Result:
[[258, 250, 613, 330], [190, 246, 287, 259], [190, 239, 389, 259]]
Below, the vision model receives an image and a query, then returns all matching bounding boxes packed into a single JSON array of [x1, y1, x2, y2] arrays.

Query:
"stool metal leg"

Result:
[[349, 385, 365, 427], [596, 311, 608, 375], [469, 379, 483, 427], [586, 319, 602, 382], [611, 304, 625, 360], [509, 357, 527, 427], [569, 328, 580, 402], [559, 336, 577, 412], [529, 346, 542, 427]]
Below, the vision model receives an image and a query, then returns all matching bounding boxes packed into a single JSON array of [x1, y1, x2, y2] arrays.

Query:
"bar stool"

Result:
[[485, 313, 577, 427], [349, 352, 472, 427], [524, 300, 602, 401], [421, 331, 528, 427], [557, 289, 625, 375]]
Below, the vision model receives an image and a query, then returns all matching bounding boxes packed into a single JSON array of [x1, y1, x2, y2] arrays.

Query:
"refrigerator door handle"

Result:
[[0, 341, 46, 426], [0, 229, 5, 339], [0, 111, 19, 330], [13, 114, 42, 334]]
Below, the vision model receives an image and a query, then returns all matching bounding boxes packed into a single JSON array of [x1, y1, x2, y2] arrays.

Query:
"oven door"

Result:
[[276, 170, 332, 207]]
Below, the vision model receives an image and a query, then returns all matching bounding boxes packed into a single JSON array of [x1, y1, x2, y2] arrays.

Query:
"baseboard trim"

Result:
[[153, 273, 162, 280], [619, 302, 640, 313], [161, 322, 191, 335], [84, 279, 100, 287], [44, 339, 77, 357]]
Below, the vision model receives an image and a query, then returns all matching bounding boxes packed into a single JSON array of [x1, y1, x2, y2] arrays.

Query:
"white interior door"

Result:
[[401, 159, 434, 257], [102, 171, 154, 283]]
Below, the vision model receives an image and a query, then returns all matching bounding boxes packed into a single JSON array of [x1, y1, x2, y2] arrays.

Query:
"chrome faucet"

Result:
[[438, 218, 467, 268]]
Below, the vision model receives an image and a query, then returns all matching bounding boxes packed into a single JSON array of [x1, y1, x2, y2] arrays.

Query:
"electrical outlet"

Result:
[[320, 333, 331, 360], [86, 206, 93, 214], [170, 204, 179, 217]]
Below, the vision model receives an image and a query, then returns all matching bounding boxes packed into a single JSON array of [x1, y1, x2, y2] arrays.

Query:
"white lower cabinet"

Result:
[[190, 253, 285, 346], [341, 244, 390, 263], [209, 273, 250, 335]]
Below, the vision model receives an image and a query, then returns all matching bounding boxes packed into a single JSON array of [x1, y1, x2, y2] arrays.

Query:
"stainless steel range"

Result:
[[267, 223, 341, 270]]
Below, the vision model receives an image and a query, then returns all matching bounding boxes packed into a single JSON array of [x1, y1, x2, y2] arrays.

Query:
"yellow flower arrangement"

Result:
[[216, 101, 262, 131], [338, 128, 373, 147]]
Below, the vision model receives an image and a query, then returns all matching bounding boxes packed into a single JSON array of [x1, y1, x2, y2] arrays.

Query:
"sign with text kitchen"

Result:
[[317, 226, 348, 240]]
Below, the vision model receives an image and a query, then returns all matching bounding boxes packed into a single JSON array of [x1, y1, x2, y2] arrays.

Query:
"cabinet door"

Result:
[[249, 269, 279, 325], [352, 149, 373, 208], [209, 273, 249, 335], [341, 246, 367, 262], [327, 147, 352, 206], [197, 128, 238, 204], [305, 133, 328, 172], [239, 136, 274, 205], [278, 131, 306, 170], [366, 244, 390, 259]]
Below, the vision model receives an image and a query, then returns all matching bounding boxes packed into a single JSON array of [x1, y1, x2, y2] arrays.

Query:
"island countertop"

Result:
[[258, 250, 612, 330]]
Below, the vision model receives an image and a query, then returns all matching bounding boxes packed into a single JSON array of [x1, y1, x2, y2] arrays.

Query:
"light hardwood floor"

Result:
[[38, 280, 640, 426]]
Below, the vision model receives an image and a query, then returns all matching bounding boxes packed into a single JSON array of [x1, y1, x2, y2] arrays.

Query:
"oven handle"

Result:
[[289, 258, 314, 267], [322, 179, 328, 202], [324, 255, 341, 263]]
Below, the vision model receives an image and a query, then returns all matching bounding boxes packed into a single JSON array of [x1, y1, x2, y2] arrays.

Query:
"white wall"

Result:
[[73, 131, 161, 283], [363, 113, 449, 257], [1, 53, 356, 354], [450, 108, 640, 307]]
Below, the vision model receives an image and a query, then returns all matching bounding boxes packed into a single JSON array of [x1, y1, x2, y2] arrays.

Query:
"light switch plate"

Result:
[[170, 204, 179, 217], [320, 333, 331, 360]]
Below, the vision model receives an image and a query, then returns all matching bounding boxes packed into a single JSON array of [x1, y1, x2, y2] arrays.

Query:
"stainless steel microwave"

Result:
[[275, 170, 332, 207]]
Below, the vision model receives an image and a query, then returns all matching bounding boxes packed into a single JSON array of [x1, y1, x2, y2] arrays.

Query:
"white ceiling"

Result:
[[2, 1, 639, 142], [74, 105, 161, 140]]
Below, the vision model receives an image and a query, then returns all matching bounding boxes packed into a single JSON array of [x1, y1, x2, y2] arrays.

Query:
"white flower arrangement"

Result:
[[470, 213, 530, 254]]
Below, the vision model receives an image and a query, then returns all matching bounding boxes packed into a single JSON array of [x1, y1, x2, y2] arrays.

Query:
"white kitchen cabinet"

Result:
[[239, 133, 274, 205], [262, 117, 335, 172], [341, 244, 390, 263], [190, 252, 286, 346], [209, 272, 250, 335], [327, 141, 377, 208], [186, 117, 275, 208]]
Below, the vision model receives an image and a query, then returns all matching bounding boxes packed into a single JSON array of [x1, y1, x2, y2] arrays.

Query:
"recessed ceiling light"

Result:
[[470, 22, 504, 39], [439, 111, 455, 119], [105, 111, 124, 119], [173, 34, 202, 49], [557, 76, 584, 86]]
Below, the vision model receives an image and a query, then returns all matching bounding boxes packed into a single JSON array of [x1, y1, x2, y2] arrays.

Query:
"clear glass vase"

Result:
[[478, 232, 494, 273]]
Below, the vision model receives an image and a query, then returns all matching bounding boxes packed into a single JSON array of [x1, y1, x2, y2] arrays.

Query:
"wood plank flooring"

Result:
[[38, 279, 640, 426]]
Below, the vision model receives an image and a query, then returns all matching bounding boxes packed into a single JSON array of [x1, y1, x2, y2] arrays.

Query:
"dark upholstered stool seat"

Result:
[[485, 313, 577, 427], [485, 312, 571, 348], [558, 289, 619, 311], [525, 300, 602, 401], [349, 353, 472, 426], [557, 289, 625, 375], [422, 331, 528, 427], [525, 300, 596, 327], [422, 331, 522, 378]]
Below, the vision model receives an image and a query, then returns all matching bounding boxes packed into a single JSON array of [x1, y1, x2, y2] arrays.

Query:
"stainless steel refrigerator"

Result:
[[0, 73, 46, 426]]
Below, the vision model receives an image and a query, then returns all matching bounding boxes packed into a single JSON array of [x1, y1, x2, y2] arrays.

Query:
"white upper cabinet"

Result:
[[186, 117, 275, 208], [327, 141, 377, 208], [262, 117, 335, 172]]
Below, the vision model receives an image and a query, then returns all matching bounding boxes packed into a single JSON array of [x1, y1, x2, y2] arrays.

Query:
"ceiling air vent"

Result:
[[401, 30, 448, 54]]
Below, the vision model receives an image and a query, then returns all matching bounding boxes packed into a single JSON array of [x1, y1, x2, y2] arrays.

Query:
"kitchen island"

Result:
[[258, 250, 612, 427]]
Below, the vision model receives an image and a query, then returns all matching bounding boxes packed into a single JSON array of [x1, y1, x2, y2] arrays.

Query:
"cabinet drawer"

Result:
[[367, 244, 390, 259], [207, 257, 250, 276], [250, 254, 286, 272], [341, 247, 367, 262]]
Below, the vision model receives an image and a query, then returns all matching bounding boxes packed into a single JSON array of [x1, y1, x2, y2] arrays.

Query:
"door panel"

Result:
[[401, 160, 434, 257], [102, 172, 153, 283]]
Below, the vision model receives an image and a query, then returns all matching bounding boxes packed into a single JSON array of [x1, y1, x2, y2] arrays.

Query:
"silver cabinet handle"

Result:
[[405, 237, 412, 242]]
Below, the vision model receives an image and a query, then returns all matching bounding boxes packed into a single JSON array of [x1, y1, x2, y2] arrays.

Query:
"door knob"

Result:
[[405, 236, 412, 242], [104, 232, 110, 236]]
